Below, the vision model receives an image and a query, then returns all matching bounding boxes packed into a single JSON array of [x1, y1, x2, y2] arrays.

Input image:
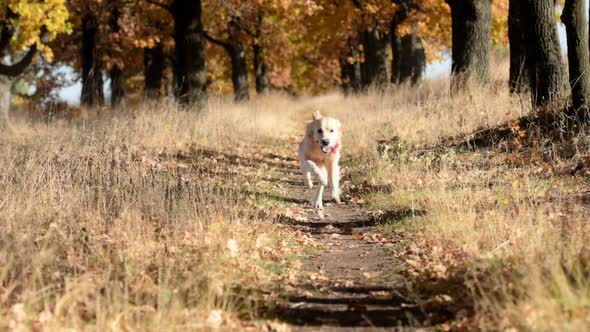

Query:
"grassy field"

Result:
[[2, 70, 590, 330]]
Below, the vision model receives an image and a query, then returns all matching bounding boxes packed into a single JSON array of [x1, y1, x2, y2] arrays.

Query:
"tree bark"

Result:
[[205, 19, 250, 102], [525, 0, 566, 106], [390, 0, 410, 85], [0, 46, 36, 77], [228, 43, 249, 101], [80, 14, 104, 107], [144, 45, 165, 98], [253, 42, 268, 95], [0, 75, 11, 128], [391, 23, 425, 85], [171, 0, 208, 110], [446, 0, 492, 94], [205, 34, 250, 102], [109, 7, 124, 108], [0, 13, 36, 127], [110, 67, 124, 108], [253, 14, 268, 94], [562, 0, 590, 112], [340, 38, 362, 94], [391, 33, 402, 84], [399, 32, 425, 85], [509, 0, 529, 93], [360, 20, 389, 88]]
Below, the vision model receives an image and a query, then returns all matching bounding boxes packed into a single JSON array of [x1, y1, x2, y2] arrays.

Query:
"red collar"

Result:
[[331, 142, 340, 155]]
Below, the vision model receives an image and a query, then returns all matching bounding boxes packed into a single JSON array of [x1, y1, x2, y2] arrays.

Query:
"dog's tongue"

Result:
[[321, 145, 331, 153]]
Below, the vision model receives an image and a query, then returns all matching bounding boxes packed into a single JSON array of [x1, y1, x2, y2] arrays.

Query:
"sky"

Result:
[[57, 13, 574, 104]]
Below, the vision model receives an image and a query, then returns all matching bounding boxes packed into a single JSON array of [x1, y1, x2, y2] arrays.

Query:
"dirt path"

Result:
[[264, 152, 426, 331]]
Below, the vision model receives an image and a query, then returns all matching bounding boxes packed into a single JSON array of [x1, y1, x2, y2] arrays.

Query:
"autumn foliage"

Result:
[[1, 0, 512, 105]]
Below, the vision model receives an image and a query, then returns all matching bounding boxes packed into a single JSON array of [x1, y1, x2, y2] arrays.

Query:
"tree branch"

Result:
[[0, 24, 14, 55], [351, 0, 363, 10], [204, 32, 232, 52], [142, 0, 171, 11], [255, 12, 263, 38], [229, 17, 256, 38], [391, 0, 421, 31], [0, 6, 17, 56], [0, 44, 37, 77]]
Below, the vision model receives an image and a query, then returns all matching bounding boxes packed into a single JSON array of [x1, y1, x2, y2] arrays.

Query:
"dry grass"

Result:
[[1, 96, 304, 330], [320, 80, 590, 328], [2, 62, 590, 330]]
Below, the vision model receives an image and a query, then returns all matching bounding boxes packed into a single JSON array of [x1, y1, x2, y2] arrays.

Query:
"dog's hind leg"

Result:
[[328, 160, 341, 204]]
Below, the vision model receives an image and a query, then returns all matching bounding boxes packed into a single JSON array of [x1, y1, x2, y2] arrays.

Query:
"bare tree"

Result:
[[562, 0, 590, 112], [445, 0, 492, 94], [508, 0, 528, 93], [524, 0, 566, 106]]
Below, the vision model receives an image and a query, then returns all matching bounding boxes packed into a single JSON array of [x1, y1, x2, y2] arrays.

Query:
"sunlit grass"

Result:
[[2, 63, 589, 330]]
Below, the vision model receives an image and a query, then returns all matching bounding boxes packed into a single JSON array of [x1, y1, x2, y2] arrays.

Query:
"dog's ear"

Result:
[[312, 110, 322, 120], [305, 122, 314, 139]]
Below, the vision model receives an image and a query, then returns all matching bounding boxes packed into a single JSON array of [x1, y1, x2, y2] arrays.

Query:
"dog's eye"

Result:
[[317, 129, 323, 134], [330, 129, 334, 133]]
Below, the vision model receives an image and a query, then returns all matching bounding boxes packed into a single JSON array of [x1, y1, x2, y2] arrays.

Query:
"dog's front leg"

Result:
[[313, 184, 324, 210], [303, 160, 326, 209], [304, 160, 327, 186], [328, 159, 341, 204], [301, 163, 313, 190]]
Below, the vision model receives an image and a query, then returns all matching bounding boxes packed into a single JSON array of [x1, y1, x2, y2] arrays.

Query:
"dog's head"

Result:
[[306, 111, 341, 154]]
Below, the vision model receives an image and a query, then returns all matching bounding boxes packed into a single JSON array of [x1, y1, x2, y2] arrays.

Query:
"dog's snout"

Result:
[[321, 139, 330, 146]]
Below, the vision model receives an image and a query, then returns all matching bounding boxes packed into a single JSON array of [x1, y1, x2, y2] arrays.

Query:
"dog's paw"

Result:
[[331, 189, 341, 204], [332, 195, 341, 204], [310, 197, 323, 210]]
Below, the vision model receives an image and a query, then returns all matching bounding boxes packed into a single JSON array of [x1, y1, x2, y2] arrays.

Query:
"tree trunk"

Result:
[[110, 67, 124, 108], [0, 76, 10, 127], [0, 39, 36, 127], [360, 20, 389, 88], [205, 18, 250, 102], [391, 33, 402, 84], [229, 43, 249, 102], [562, 0, 590, 112], [390, 2, 408, 85], [253, 14, 268, 94], [399, 32, 425, 85], [341, 37, 362, 94], [391, 27, 425, 85], [171, 0, 207, 110], [509, 0, 529, 93], [525, 0, 566, 106], [446, 0, 492, 94], [80, 14, 104, 107], [144, 45, 165, 98], [340, 39, 362, 94], [253, 43, 268, 94], [109, 7, 124, 108]]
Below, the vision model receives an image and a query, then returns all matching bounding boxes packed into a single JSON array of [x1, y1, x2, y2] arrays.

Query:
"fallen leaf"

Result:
[[363, 272, 381, 279]]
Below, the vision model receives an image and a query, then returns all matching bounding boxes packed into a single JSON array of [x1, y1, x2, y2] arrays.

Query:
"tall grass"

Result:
[[2, 61, 588, 329], [1, 96, 302, 330]]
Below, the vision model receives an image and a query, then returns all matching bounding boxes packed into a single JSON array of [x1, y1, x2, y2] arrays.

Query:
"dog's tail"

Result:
[[312, 110, 322, 120]]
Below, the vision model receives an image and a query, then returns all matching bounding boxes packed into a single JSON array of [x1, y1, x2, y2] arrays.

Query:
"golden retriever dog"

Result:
[[298, 111, 341, 209]]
